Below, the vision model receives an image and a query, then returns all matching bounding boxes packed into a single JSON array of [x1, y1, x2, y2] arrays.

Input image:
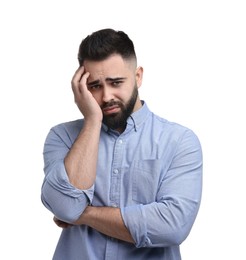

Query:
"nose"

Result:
[[102, 86, 114, 103]]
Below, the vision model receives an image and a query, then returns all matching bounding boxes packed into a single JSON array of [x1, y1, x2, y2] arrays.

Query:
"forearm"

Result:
[[73, 206, 134, 243], [65, 119, 101, 190]]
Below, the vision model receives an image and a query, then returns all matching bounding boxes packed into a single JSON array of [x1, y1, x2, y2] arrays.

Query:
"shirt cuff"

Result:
[[121, 204, 148, 248], [42, 161, 95, 222], [45, 160, 94, 202]]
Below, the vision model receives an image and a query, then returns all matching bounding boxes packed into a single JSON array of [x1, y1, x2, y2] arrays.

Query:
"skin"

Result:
[[56, 54, 143, 243]]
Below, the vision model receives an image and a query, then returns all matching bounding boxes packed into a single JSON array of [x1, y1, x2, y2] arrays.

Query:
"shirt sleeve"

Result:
[[121, 129, 203, 248], [41, 124, 94, 223]]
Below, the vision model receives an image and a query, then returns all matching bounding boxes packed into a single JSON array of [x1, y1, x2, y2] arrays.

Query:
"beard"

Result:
[[101, 85, 139, 131]]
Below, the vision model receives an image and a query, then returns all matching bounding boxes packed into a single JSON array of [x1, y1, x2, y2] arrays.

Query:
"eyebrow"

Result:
[[87, 77, 127, 87]]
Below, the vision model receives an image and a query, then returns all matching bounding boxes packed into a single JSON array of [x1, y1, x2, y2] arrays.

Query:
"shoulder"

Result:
[[52, 119, 84, 132], [150, 112, 201, 147], [48, 119, 84, 141], [150, 112, 190, 133]]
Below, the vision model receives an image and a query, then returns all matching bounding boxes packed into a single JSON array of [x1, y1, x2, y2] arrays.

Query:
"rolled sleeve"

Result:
[[121, 204, 148, 248], [41, 122, 95, 223], [121, 129, 202, 248], [41, 160, 94, 223]]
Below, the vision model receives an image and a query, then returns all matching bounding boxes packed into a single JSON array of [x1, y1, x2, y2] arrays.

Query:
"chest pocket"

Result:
[[131, 159, 161, 204]]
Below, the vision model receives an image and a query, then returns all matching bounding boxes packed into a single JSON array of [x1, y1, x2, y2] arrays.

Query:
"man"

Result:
[[41, 28, 203, 260]]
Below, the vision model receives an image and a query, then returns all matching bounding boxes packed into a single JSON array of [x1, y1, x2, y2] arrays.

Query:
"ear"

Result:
[[135, 66, 143, 88]]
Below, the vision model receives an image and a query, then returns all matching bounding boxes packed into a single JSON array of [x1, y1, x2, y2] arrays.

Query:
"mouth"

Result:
[[102, 105, 120, 115]]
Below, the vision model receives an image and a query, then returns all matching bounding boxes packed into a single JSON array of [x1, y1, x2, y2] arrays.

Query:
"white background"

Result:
[[0, 0, 245, 259]]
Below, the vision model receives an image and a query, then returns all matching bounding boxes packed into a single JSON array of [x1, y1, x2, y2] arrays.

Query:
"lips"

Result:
[[102, 105, 120, 115]]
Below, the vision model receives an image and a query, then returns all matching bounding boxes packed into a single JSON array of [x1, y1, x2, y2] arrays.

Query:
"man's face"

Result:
[[84, 54, 143, 131]]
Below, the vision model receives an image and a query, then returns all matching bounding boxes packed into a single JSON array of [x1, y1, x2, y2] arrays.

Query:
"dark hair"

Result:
[[78, 28, 136, 66]]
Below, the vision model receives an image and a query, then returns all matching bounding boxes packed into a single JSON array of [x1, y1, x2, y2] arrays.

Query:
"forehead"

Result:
[[84, 54, 134, 79]]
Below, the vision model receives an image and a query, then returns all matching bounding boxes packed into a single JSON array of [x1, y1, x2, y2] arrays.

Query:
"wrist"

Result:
[[84, 117, 102, 127], [73, 206, 92, 226], [81, 206, 92, 225]]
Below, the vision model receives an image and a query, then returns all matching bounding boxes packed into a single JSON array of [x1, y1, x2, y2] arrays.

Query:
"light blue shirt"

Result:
[[41, 102, 202, 260]]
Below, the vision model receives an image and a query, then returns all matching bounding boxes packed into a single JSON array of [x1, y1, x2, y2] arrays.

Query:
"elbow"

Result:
[[148, 226, 190, 248], [145, 222, 194, 248], [54, 204, 87, 224], [53, 200, 87, 223], [164, 217, 197, 246], [164, 227, 190, 246], [41, 181, 88, 223]]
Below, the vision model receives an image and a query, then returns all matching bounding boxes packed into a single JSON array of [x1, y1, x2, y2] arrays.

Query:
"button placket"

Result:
[[110, 137, 124, 207]]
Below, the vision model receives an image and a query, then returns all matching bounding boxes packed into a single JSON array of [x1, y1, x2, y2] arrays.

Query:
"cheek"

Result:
[[112, 90, 126, 103], [121, 85, 134, 100], [91, 92, 103, 106]]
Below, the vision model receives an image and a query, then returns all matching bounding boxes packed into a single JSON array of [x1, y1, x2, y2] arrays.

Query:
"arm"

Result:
[[73, 206, 134, 243], [41, 67, 103, 222], [65, 66, 103, 190], [64, 119, 101, 190], [121, 130, 203, 248]]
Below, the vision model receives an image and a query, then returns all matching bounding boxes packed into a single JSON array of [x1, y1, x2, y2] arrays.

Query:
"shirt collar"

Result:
[[126, 101, 150, 131]]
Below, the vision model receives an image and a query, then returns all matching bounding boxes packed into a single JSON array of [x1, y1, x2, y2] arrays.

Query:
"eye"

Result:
[[88, 84, 101, 90], [111, 80, 123, 87]]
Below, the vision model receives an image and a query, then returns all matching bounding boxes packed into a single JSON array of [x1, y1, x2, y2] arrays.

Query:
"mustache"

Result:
[[101, 101, 122, 109]]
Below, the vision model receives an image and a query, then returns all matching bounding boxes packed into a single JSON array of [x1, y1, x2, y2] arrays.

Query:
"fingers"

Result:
[[79, 71, 90, 92], [53, 216, 73, 229], [70, 66, 102, 119], [71, 66, 85, 84], [71, 66, 90, 96]]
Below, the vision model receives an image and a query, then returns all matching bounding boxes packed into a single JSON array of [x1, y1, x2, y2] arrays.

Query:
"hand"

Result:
[[53, 216, 74, 229], [71, 66, 103, 122]]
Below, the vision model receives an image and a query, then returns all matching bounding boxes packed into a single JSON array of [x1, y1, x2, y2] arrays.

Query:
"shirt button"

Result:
[[118, 139, 123, 144], [113, 169, 119, 174]]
